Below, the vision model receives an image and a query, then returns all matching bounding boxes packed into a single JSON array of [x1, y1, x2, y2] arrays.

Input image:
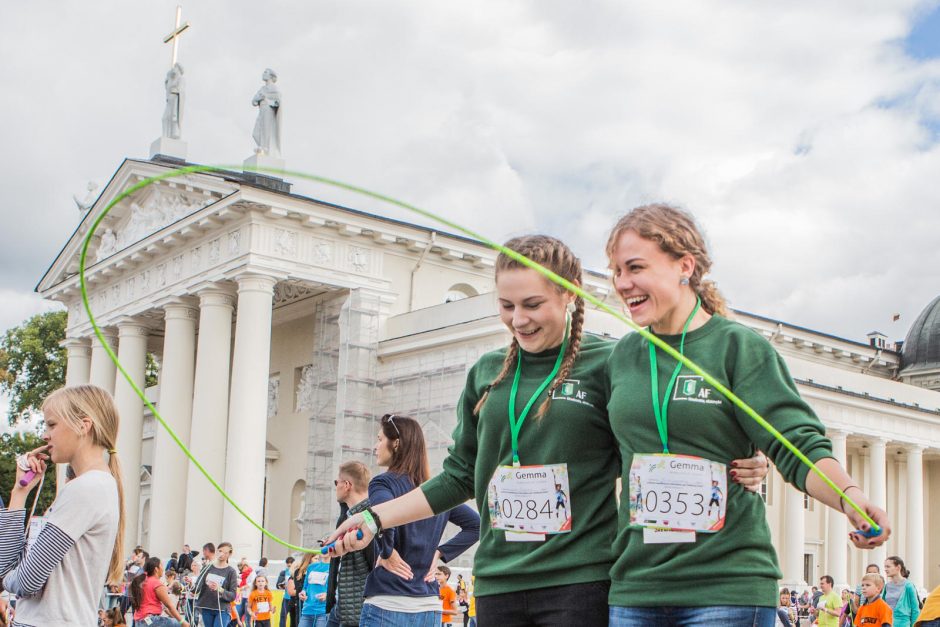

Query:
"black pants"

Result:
[[475, 580, 610, 627]]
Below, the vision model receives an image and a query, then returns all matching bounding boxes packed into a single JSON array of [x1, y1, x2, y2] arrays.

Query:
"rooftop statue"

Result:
[[251, 68, 282, 157]]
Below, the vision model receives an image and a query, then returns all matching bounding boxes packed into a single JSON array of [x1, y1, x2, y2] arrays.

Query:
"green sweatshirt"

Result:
[[422, 334, 617, 597], [606, 315, 834, 608]]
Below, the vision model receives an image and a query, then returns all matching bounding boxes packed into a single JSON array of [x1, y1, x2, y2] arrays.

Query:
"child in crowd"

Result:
[[165, 568, 180, 613], [101, 607, 127, 626], [436, 565, 459, 625], [249, 575, 276, 627], [855, 574, 893, 627], [457, 589, 470, 627], [778, 587, 798, 627]]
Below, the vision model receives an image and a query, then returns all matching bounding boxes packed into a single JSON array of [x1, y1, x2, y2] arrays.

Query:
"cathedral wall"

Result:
[[926, 461, 939, 589], [381, 251, 494, 316], [264, 310, 316, 557]]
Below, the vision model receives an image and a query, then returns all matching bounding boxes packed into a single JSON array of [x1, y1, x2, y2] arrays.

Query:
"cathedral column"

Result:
[[223, 274, 276, 558], [149, 299, 198, 557], [905, 444, 925, 586], [88, 329, 118, 394], [60, 337, 93, 493], [784, 483, 806, 586], [184, 286, 236, 546], [826, 431, 848, 586], [112, 319, 149, 553], [62, 337, 92, 386], [867, 437, 888, 568]]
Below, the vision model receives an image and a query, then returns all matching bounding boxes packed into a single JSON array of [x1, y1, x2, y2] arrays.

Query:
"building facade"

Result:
[[39, 157, 940, 586]]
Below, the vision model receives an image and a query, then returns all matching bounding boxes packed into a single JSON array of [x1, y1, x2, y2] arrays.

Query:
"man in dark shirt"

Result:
[[326, 461, 375, 627]]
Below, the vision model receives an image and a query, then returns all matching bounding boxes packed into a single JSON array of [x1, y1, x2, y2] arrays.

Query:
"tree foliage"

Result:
[[0, 310, 67, 425], [0, 431, 57, 513]]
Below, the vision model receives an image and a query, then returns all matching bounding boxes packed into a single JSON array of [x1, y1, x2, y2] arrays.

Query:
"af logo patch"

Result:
[[672, 375, 722, 405], [551, 379, 591, 405]]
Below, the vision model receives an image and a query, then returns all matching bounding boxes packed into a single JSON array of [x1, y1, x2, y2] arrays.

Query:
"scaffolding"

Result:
[[299, 291, 505, 566], [374, 339, 504, 568], [302, 290, 381, 545]]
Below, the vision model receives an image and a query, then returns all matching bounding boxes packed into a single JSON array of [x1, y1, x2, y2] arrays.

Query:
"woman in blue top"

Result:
[[360, 414, 480, 627], [297, 553, 330, 627], [883, 556, 921, 627]]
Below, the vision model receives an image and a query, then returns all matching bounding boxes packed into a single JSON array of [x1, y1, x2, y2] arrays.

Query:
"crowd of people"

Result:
[[88, 450, 480, 627], [3, 203, 940, 627], [775, 558, 940, 626]]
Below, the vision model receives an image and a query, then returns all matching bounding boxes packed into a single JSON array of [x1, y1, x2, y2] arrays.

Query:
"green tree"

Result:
[[0, 310, 67, 425], [0, 310, 160, 426], [0, 431, 57, 514]]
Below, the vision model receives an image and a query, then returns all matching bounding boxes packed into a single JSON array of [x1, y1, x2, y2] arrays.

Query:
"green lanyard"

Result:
[[648, 297, 701, 454], [507, 325, 569, 467]]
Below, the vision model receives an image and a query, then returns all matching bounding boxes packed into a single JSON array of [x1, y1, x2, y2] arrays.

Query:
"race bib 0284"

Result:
[[487, 463, 572, 535]]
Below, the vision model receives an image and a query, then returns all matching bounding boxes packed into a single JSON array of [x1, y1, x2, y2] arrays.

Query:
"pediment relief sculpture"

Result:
[[95, 189, 212, 262]]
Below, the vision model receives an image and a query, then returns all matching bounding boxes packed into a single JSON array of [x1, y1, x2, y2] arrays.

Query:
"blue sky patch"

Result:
[[904, 4, 940, 60]]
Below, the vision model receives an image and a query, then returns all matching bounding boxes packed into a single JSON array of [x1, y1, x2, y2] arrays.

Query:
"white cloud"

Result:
[[0, 290, 64, 335], [1, 0, 939, 344]]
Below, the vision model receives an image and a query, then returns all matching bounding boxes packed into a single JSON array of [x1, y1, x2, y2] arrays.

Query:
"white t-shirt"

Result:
[[14, 470, 119, 627]]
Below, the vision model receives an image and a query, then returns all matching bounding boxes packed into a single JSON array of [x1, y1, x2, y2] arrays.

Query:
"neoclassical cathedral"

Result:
[[36, 45, 940, 586], [38, 153, 940, 588]]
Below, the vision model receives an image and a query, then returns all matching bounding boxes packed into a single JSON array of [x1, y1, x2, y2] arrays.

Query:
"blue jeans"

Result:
[[609, 605, 777, 626], [325, 606, 341, 627], [280, 597, 294, 627], [136, 618, 183, 627], [201, 607, 229, 627], [298, 615, 330, 627], [358, 603, 442, 627]]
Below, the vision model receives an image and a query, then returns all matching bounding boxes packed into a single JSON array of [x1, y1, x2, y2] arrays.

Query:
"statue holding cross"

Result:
[[162, 63, 185, 140], [161, 6, 189, 140]]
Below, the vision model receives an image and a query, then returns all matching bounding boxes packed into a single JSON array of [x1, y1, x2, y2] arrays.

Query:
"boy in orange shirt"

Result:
[[249, 575, 277, 627], [435, 566, 459, 625], [855, 573, 893, 627]]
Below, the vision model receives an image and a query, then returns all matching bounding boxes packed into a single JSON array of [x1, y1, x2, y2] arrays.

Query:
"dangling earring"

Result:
[[679, 276, 690, 286], [566, 301, 576, 314]]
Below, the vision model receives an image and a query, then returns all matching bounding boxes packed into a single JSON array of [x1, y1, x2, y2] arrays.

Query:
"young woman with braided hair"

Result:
[[325, 234, 769, 626], [604, 204, 890, 626]]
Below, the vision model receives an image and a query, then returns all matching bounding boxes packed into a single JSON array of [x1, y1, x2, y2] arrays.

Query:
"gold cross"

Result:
[[163, 5, 191, 66]]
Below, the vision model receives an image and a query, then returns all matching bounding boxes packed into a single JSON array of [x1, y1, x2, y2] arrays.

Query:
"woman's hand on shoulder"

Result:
[[731, 450, 770, 493]]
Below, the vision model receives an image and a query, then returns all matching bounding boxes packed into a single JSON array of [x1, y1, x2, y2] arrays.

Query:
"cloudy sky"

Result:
[[2, 0, 940, 351]]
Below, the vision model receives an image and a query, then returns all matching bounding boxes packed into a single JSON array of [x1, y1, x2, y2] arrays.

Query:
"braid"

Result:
[[473, 339, 519, 415], [535, 296, 585, 419]]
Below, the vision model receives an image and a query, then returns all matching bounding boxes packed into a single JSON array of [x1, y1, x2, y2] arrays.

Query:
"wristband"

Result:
[[360, 510, 379, 535], [838, 484, 860, 514], [363, 506, 384, 536]]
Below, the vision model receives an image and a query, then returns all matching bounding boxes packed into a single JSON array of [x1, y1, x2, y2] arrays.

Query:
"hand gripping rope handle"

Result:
[[79, 164, 879, 554], [319, 529, 364, 554]]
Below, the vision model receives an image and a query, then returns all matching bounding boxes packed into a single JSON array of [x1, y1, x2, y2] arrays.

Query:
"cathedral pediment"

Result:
[[94, 186, 213, 263], [37, 159, 235, 294]]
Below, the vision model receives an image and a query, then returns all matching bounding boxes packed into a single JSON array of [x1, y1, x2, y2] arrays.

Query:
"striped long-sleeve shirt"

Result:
[[1, 470, 119, 627]]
